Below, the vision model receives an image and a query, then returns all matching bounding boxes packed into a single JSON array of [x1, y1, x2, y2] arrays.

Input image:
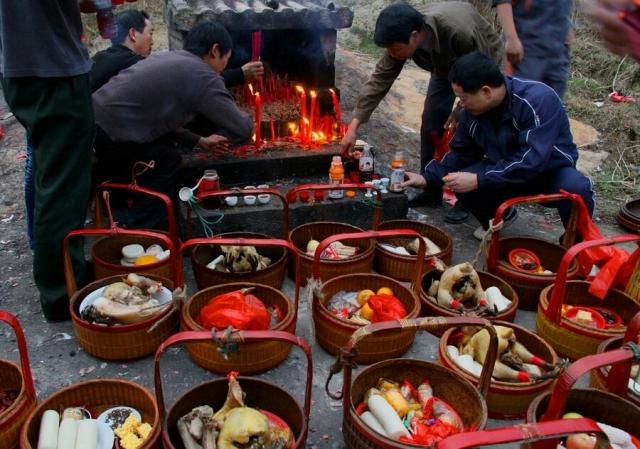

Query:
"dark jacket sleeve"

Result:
[[423, 114, 483, 187], [171, 128, 201, 149], [197, 75, 254, 142], [491, 0, 511, 6], [477, 91, 565, 187], [222, 67, 245, 88]]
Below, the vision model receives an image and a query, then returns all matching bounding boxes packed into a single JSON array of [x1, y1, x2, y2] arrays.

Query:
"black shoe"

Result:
[[408, 189, 442, 207], [444, 202, 469, 224]]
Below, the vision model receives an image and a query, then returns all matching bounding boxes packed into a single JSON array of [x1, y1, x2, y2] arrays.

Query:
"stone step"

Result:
[[181, 143, 341, 185], [182, 178, 408, 238]]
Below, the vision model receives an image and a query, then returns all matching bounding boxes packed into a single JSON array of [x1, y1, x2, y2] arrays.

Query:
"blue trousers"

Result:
[[512, 48, 570, 100], [456, 163, 595, 229]]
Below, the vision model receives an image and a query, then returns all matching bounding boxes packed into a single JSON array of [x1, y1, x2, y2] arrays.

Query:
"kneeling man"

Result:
[[401, 52, 595, 239]]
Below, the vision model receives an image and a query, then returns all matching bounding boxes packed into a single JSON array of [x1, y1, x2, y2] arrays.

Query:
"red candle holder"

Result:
[[314, 190, 325, 202], [299, 191, 310, 202]]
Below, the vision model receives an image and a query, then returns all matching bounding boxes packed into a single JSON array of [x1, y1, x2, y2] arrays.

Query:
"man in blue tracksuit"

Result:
[[401, 52, 595, 238]]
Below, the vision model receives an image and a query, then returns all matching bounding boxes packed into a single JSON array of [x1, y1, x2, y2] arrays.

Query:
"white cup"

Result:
[[258, 194, 270, 204], [372, 179, 382, 195], [244, 195, 257, 206], [225, 196, 238, 206], [380, 177, 390, 193]]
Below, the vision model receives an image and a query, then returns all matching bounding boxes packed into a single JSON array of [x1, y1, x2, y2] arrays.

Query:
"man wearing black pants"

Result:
[[340, 2, 502, 216], [0, 0, 94, 321]]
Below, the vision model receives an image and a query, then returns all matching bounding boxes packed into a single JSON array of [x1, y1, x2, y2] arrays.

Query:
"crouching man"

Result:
[[93, 20, 253, 229], [401, 52, 595, 239]]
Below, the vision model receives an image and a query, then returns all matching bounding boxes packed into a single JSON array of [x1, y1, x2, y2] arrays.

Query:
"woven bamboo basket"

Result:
[[190, 232, 287, 290], [438, 418, 611, 449], [524, 344, 640, 449], [92, 185, 180, 281], [590, 312, 640, 406], [287, 183, 382, 285], [155, 330, 312, 449], [0, 312, 36, 449], [419, 267, 518, 332], [68, 273, 178, 360], [180, 238, 300, 374], [438, 321, 559, 419], [486, 193, 585, 311], [20, 379, 161, 449], [373, 219, 453, 281], [289, 222, 375, 284], [537, 235, 640, 360], [618, 198, 640, 232], [312, 230, 424, 363], [325, 317, 498, 449]]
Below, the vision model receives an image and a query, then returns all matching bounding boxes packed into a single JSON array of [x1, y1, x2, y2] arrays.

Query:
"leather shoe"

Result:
[[444, 202, 469, 224]]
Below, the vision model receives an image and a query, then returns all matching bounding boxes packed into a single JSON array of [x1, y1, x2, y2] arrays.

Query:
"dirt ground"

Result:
[[0, 2, 636, 448]]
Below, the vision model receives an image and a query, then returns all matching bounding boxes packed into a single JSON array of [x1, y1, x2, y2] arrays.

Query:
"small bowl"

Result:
[[258, 184, 269, 190], [244, 195, 257, 206], [225, 196, 238, 206], [258, 194, 270, 204]]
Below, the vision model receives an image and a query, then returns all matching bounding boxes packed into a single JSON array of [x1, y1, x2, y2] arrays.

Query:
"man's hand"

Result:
[[340, 119, 360, 157], [241, 61, 265, 81], [197, 134, 229, 156], [442, 172, 478, 193], [400, 171, 428, 189], [505, 34, 524, 65]]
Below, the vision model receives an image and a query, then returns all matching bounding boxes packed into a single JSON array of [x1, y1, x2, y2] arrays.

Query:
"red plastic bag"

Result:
[[367, 294, 407, 322], [198, 289, 271, 330]]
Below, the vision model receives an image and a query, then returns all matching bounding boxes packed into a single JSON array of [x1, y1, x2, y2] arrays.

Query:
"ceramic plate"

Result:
[[79, 283, 172, 315]]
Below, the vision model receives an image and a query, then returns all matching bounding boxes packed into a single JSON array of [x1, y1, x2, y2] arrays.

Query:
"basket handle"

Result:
[[95, 182, 180, 251], [545, 235, 640, 324], [437, 419, 609, 449], [62, 226, 178, 297], [286, 183, 382, 230], [180, 238, 300, 311], [0, 310, 36, 400], [541, 343, 640, 422], [186, 188, 290, 239], [311, 229, 425, 292], [606, 311, 640, 395], [486, 191, 586, 271], [326, 317, 497, 407], [153, 330, 313, 426]]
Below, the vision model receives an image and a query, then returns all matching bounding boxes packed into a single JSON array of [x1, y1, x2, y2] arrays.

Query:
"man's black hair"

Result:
[[448, 51, 505, 93], [373, 3, 424, 46], [112, 10, 149, 46], [184, 21, 233, 57]]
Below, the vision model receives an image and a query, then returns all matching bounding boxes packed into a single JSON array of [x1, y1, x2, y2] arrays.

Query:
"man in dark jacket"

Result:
[[340, 2, 503, 212], [90, 9, 153, 92], [401, 52, 595, 239], [93, 20, 253, 229]]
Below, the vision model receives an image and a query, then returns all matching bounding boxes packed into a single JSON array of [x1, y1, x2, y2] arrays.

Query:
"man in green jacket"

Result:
[[340, 2, 502, 213]]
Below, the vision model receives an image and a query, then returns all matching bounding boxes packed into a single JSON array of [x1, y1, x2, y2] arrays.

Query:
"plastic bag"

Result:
[[198, 289, 271, 330], [367, 294, 407, 322]]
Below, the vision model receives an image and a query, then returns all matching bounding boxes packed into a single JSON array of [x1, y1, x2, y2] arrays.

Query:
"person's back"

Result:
[[94, 49, 252, 144], [0, 0, 90, 77]]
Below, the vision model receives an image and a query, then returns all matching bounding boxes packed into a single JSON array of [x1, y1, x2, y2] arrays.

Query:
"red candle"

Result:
[[309, 90, 317, 141], [299, 191, 310, 202], [252, 30, 261, 61], [330, 88, 342, 125], [286, 190, 297, 203], [314, 190, 325, 201], [254, 91, 261, 146], [296, 86, 307, 143]]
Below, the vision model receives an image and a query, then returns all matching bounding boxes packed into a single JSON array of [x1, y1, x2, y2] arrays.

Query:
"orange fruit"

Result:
[[134, 254, 158, 266], [377, 287, 394, 296], [357, 289, 375, 305], [360, 303, 375, 321]]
